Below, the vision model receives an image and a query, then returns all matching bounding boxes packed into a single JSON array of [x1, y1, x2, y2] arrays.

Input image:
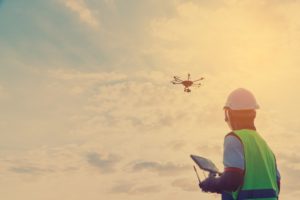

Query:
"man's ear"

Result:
[[225, 109, 231, 122]]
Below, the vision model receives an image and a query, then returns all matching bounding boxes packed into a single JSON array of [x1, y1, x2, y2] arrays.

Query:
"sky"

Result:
[[0, 0, 300, 199]]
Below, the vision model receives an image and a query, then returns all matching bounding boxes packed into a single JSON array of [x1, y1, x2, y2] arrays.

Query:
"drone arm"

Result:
[[192, 83, 202, 86], [171, 81, 182, 84], [193, 77, 204, 82]]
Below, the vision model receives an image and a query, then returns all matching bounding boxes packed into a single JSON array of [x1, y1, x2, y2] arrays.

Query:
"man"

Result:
[[199, 88, 280, 200]]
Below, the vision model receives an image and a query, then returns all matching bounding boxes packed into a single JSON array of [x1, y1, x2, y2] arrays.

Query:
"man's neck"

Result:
[[232, 123, 256, 131]]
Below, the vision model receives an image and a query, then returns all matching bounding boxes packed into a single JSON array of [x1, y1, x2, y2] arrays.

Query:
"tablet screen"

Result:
[[190, 154, 220, 174]]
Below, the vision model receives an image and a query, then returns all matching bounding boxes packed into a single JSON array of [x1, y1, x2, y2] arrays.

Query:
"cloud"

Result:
[[86, 152, 120, 173], [1, 145, 84, 178], [110, 182, 161, 194], [110, 182, 135, 194], [171, 178, 198, 192], [179, 0, 226, 9], [2, 1, 300, 199], [48, 69, 128, 95], [131, 161, 189, 176], [278, 164, 300, 194], [275, 151, 300, 193], [167, 140, 187, 151], [278, 152, 300, 164], [196, 144, 222, 157], [10, 166, 54, 174], [0, 84, 5, 98], [64, 0, 100, 28], [49, 69, 127, 81], [48, 69, 209, 135]]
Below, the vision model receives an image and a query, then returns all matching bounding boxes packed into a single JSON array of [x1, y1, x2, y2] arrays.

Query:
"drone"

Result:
[[171, 73, 204, 92]]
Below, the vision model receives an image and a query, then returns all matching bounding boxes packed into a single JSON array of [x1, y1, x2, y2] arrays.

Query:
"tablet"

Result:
[[190, 154, 220, 175]]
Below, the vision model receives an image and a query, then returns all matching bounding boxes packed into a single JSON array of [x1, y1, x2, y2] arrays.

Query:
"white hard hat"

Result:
[[224, 88, 259, 110]]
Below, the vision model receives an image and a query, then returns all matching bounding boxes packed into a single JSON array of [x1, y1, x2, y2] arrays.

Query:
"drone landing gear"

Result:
[[184, 88, 191, 93]]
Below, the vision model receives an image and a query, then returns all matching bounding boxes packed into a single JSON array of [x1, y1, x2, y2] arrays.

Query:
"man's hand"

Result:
[[199, 170, 243, 194], [199, 176, 221, 193]]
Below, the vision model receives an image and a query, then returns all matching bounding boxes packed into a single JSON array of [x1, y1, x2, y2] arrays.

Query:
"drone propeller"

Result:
[[174, 76, 183, 82]]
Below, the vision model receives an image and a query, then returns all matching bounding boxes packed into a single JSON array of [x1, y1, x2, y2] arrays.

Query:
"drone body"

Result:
[[171, 73, 204, 92]]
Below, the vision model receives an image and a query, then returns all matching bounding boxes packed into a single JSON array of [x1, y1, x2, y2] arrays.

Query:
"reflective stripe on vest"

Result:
[[238, 189, 277, 199], [222, 191, 235, 200]]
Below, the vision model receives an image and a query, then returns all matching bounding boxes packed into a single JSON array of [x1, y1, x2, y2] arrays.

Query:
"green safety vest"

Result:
[[223, 129, 279, 200]]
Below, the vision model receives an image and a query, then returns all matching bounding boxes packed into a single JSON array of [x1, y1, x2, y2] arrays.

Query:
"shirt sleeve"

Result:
[[223, 135, 245, 170], [276, 167, 281, 180]]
